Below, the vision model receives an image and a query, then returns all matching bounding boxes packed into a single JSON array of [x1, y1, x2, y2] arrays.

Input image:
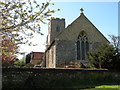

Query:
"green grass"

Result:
[[96, 85, 120, 88], [82, 85, 120, 90]]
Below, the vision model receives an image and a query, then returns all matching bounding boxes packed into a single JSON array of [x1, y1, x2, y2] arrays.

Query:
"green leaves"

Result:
[[88, 43, 116, 69]]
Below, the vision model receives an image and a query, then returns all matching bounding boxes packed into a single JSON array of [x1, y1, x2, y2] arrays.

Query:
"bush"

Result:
[[88, 43, 120, 71], [23, 63, 34, 68], [64, 61, 86, 68]]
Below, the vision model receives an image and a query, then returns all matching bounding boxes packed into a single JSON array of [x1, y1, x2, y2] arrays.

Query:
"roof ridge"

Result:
[[55, 13, 85, 40]]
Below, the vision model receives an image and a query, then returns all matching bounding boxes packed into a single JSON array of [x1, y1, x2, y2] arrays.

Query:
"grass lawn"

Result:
[[82, 85, 120, 90]]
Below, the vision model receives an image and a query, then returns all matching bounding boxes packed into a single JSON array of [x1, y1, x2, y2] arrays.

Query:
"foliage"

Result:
[[1, 37, 19, 62], [2, 61, 15, 68], [88, 35, 120, 70], [88, 44, 116, 69], [0, 0, 59, 42], [23, 63, 34, 68], [14, 57, 26, 67], [111, 52, 120, 71], [108, 35, 120, 50], [1, 33, 19, 67], [0, 0, 59, 64], [64, 61, 86, 68]]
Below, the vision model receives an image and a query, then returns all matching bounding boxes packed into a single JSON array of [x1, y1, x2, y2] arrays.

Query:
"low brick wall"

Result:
[[2, 68, 120, 89]]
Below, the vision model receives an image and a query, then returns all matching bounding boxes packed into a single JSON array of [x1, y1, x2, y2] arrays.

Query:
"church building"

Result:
[[45, 8, 109, 68]]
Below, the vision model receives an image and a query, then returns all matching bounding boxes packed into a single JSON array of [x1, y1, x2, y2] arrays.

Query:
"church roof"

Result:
[[56, 10, 109, 42]]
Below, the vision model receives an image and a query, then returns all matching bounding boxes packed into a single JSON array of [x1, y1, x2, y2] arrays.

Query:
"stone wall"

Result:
[[46, 45, 56, 68], [56, 40, 76, 67], [55, 40, 103, 67], [47, 18, 65, 45], [2, 68, 120, 89]]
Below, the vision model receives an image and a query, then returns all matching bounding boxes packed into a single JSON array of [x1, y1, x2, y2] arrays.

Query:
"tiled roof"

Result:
[[31, 52, 44, 60]]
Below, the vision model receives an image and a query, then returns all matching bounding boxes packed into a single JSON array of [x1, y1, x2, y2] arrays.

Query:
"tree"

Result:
[[14, 57, 26, 67], [2, 37, 19, 61], [88, 44, 115, 69], [0, 0, 59, 62], [1, 37, 19, 67], [109, 35, 120, 51], [108, 35, 120, 70]]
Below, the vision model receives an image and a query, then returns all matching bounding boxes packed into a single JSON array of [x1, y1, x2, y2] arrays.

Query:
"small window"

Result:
[[56, 26, 60, 32]]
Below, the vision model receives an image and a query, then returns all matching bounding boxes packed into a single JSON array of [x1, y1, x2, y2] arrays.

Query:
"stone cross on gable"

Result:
[[80, 8, 84, 14]]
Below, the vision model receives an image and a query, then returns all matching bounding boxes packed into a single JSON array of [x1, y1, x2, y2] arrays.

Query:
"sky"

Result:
[[18, 1, 118, 59]]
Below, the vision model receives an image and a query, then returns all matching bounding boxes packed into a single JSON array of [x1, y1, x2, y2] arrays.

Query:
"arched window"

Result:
[[77, 41, 80, 60], [76, 31, 89, 60]]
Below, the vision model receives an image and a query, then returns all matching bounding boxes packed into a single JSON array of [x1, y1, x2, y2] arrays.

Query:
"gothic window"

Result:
[[77, 41, 80, 60], [86, 41, 89, 53], [56, 26, 60, 32], [81, 41, 85, 60], [76, 31, 89, 60]]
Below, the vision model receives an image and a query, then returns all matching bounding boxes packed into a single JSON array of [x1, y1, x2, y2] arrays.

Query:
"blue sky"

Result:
[[18, 1, 118, 59], [50, 2, 118, 36]]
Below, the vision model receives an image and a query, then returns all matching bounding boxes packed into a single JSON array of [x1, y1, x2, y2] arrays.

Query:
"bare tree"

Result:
[[109, 35, 120, 51]]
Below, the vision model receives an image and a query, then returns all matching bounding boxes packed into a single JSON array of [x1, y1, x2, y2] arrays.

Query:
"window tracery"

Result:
[[77, 31, 89, 60]]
